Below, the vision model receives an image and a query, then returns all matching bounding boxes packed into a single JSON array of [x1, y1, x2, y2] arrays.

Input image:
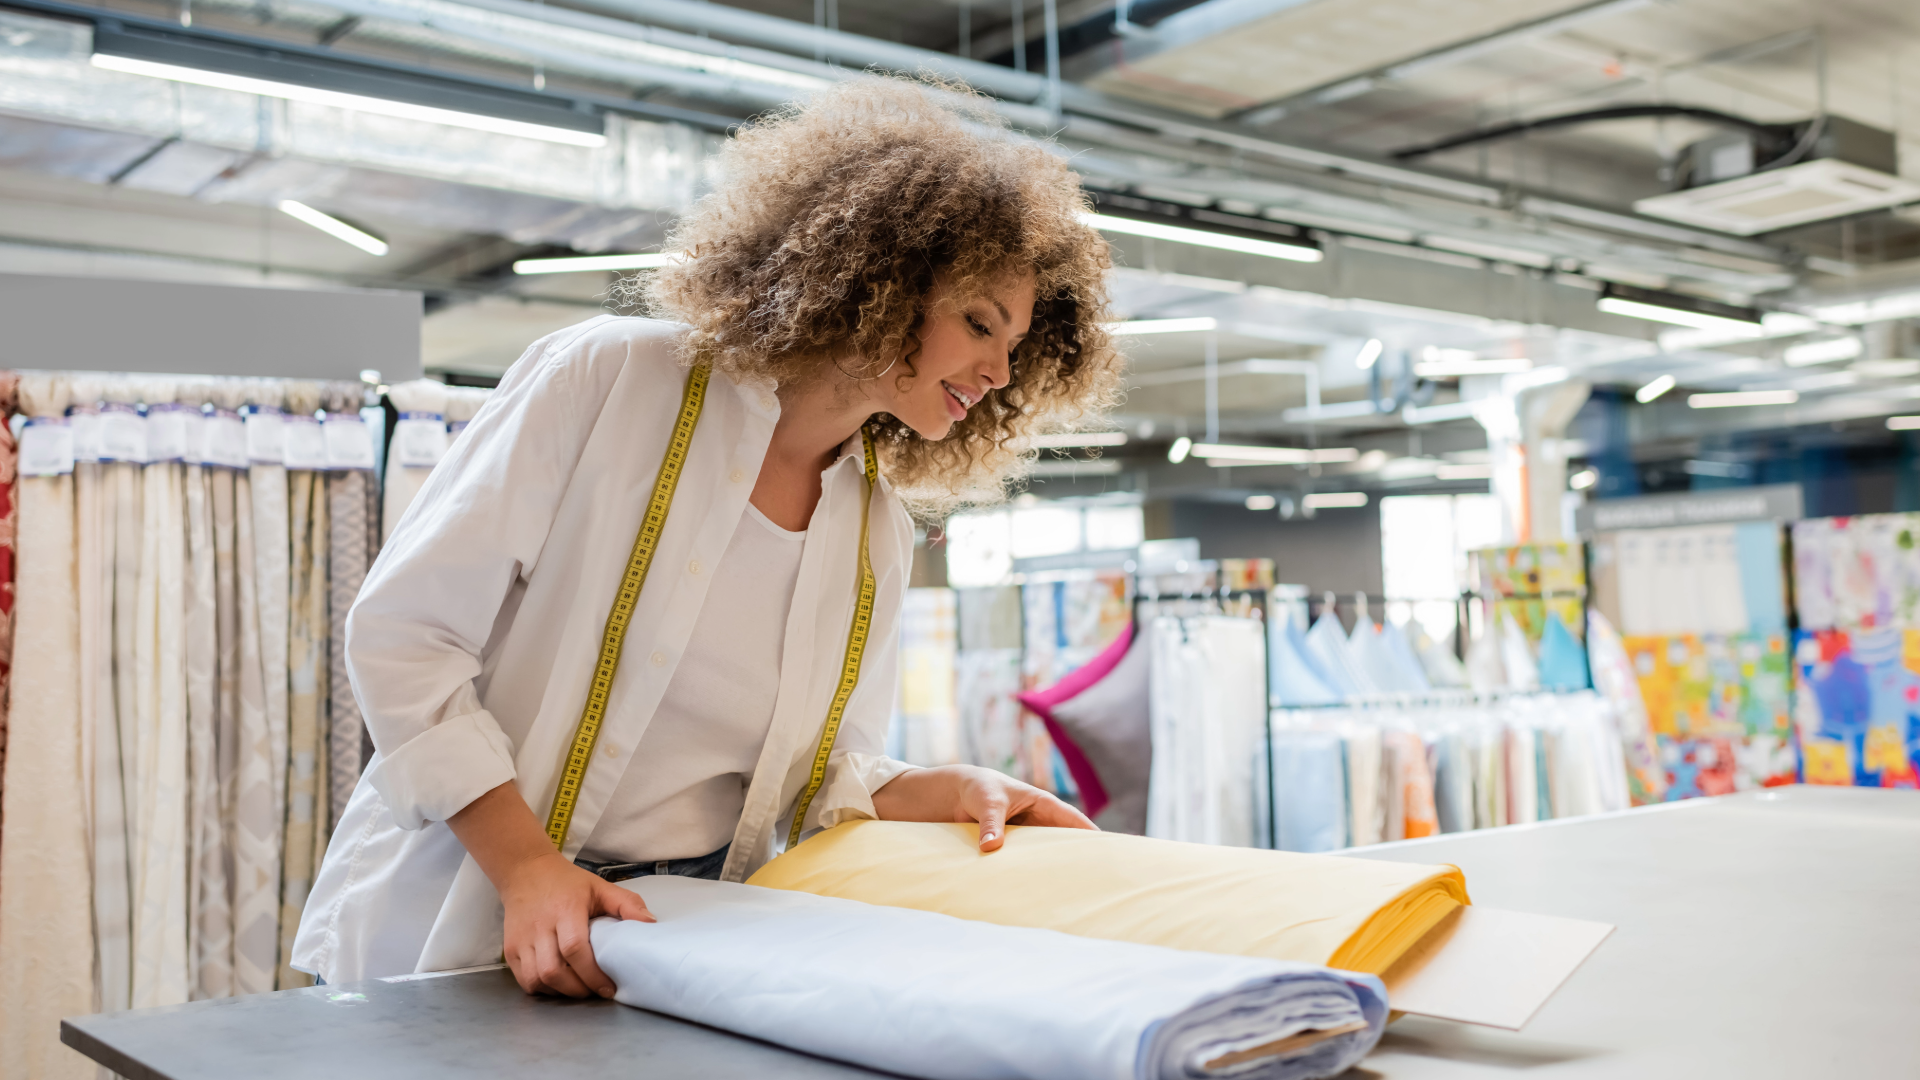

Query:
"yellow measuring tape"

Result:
[[544, 363, 878, 853]]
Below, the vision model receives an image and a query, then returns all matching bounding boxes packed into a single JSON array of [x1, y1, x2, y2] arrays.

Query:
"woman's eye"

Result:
[[967, 316, 990, 337]]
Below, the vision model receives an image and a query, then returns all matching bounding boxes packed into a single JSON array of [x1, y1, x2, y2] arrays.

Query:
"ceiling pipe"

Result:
[[562, 0, 1051, 102]]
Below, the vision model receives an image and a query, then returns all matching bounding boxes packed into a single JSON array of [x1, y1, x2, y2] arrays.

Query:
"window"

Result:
[[1379, 493, 1501, 644], [943, 501, 1145, 587]]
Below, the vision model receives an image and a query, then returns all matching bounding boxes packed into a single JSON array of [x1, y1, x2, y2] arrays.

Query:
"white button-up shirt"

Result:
[[293, 316, 917, 982]]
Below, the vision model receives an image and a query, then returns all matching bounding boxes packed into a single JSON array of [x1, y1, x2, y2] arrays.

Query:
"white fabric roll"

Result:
[[593, 876, 1387, 1080]]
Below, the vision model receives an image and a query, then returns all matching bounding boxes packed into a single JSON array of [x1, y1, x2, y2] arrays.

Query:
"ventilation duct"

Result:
[[1634, 116, 1920, 236]]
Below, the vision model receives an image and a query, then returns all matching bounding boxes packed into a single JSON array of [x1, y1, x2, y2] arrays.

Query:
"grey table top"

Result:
[[1352, 785, 1920, 1078], [63, 785, 1920, 1079]]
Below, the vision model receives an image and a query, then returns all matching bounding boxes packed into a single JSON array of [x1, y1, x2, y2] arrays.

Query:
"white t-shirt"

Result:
[[579, 504, 807, 862]]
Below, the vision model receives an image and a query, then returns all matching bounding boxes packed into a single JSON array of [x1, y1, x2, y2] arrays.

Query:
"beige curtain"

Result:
[[0, 373, 96, 1080], [208, 463, 242, 996], [132, 380, 191, 1008], [229, 461, 279, 995], [181, 378, 232, 1000], [324, 382, 372, 828], [277, 382, 329, 990]]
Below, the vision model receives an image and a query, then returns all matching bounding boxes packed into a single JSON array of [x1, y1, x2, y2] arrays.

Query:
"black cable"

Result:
[[1389, 105, 1790, 161]]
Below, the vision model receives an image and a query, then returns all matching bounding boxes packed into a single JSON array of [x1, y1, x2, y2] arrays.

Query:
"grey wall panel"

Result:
[[0, 272, 421, 382]]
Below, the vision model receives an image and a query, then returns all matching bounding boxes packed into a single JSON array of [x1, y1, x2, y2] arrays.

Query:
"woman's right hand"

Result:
[[497, 851, 656, 998], [447, 781, 655, 999]]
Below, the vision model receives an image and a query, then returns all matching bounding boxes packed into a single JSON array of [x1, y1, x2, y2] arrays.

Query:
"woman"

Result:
[[292, 80, 1122, 998]]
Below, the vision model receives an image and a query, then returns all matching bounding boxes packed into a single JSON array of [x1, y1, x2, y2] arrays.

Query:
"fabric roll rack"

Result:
[[1264, 690, 1632, 854], [0, 370, 490, 1080]]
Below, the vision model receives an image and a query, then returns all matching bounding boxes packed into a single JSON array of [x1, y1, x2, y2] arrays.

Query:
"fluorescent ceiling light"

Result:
[[1569, 468, 1598, 491], [1782, 336, 1863, 366], [1657, 311, 1819, 353], [1597, 283, 1763, 333], [1435, 463, 1494, 480], [1888, 416, 1920, 431], [1812, 290, 1920, 326], [1401, 400, 1478, 425], [1108, 317, 1219, 335], [92, 52, 608, 147], [1302, 491, 1368, 509], [1635, 374, 1676, 403], [1354, 338, 1383, 370], [1786, 371, 1860, 392], [1080, 212, 1323, 263], [1855, 359, 1920, 379], [1027, 432, 1129, 449], [513, 252, 676, 274], [1413, 356, 1533, 378], [1167, 436, 1192, 464], [1193, 443, 1358, 466], [1244, 494, 1278, 511], [278, 200, 387, 256], [1687, 390, 1799, 409]]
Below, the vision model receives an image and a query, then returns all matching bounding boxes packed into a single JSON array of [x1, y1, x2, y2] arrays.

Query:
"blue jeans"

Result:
[[574, 844, 730, 884]]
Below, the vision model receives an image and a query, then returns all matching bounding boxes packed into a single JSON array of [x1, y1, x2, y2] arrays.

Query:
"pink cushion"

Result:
[[1016, 625, 1147, 827]]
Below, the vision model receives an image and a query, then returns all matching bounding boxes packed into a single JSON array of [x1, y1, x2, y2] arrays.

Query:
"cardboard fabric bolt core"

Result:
[[748, 821, 1469, 975], [592, 875, 1389, 1080]]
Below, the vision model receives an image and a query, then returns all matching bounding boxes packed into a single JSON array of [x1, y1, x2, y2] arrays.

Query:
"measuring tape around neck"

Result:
[[543, 364, 879, 854]]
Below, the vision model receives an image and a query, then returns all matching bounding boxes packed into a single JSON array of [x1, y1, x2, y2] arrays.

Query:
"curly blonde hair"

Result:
[[642, 79, 1121, 516]]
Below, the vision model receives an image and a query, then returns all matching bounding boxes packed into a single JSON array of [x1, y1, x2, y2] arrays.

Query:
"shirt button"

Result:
[[651, 651, 666, 666], [601, 741, 619, 759], [760, 395, 775, 410], [730, 469, 745, 484], [688, 559, 702, 575]]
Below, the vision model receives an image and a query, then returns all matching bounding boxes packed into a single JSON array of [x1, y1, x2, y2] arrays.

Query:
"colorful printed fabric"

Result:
[[1791, 514, 1920, 635], [1792, 628, 1920, 789], [1621, 632, 1796, 796], [1585, 610, 1667, 805], [0, 372, 15, 866]]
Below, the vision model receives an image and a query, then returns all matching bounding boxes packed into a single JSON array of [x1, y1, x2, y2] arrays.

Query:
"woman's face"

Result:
[[873, 271, 1036, 441]]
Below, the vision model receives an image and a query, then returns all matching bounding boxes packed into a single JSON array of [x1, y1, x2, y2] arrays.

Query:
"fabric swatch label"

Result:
[[68, 405, 102, 463], [147, 402, 191, 463], [284, 413, 329, 470], [99, 402, 147, 463], [394, 412, 449, 468], [323, 413, 378, 470], [244, 406, 286, 464], [20, 416, 76, 476], [205, 408, 248, 469]]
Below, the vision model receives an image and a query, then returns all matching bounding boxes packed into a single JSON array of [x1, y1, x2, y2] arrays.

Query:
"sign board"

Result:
[[1575, 483, 1802, 533]]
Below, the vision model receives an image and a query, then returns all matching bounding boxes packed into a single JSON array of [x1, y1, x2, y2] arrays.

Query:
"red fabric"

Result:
[[1015, 624, 1134, 817]]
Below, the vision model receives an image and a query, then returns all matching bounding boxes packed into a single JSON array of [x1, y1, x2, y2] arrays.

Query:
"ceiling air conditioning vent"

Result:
[[1634, 116, 1920, 236]]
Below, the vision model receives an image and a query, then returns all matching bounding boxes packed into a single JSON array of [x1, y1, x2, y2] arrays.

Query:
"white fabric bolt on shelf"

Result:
[[593, 875, 1388, 1080], [381, 379, 449, 544]]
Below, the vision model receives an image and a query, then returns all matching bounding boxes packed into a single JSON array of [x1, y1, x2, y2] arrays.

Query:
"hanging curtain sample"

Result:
[[130, 377, 192, 1009], [227, 376, 281, 996], [0, 373, 97, 1080], [277, 380, 329, 990], [0, 373, 14, 879], [381, 378, 448, 543], [323, 381, 373, 828], [178, 377, 233, 1000]]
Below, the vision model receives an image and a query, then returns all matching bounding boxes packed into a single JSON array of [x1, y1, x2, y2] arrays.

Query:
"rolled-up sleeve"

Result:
[[350, 325, 610, 829]]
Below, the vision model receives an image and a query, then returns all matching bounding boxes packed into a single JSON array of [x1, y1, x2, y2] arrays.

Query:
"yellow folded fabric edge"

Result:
[[748, 821, 1470, 976]]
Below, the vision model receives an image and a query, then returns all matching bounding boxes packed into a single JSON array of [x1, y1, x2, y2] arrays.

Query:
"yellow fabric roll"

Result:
[[748, 821, 1469, 975]]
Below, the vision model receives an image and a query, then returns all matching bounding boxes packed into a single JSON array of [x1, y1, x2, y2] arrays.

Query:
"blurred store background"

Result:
[[5, 0, 1920, 903]]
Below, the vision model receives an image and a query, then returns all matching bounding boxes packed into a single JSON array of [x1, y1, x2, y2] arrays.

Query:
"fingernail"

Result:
[[598, 987, 614, 999], [980, 831, 996, 844]]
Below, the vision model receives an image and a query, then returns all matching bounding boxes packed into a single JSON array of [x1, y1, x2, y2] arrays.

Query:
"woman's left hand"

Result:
[[872, 764, 1097, 852]]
